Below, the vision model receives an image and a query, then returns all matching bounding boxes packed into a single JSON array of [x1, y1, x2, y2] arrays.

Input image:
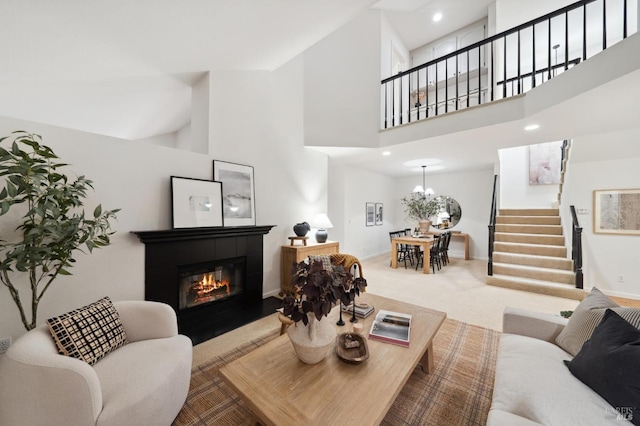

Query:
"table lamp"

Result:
[[311, 213, 333, 243]]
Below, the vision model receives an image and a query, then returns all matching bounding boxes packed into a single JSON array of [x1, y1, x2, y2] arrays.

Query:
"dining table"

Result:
[[390, 235, 435, 274]]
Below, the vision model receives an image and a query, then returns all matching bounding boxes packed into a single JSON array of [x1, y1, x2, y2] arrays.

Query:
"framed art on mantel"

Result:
[[593, 188, 640, 235], [213, 160, 256, 226], [171, 177, 223, 228]]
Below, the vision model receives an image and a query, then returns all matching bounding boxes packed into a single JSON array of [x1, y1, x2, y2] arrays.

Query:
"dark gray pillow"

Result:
[[565, 309, 640, 425]]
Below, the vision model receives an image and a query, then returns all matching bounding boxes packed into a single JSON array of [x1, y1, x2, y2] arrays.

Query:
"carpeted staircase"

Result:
[[486, 208, 585, 300]]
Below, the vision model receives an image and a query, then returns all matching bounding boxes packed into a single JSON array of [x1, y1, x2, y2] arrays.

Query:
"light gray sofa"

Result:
[[0, 300, 193, 426], [487, 306, 633, 425]]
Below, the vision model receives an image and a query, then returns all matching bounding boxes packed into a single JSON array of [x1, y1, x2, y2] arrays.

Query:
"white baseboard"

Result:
[[359, 251, 389, 261]]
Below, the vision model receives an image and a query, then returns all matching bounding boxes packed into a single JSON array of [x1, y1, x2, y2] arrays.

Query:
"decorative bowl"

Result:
[[335, 333, 369, 364]]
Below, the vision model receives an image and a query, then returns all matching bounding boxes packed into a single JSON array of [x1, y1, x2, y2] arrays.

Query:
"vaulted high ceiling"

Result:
[[1, 0, 639, 178]]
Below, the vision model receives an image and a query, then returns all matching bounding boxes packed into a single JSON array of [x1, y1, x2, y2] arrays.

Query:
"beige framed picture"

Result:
[[593, 188, 640, 235]]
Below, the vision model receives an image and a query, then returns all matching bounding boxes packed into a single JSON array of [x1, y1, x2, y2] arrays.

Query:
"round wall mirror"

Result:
[[426, 196, 462, 229]]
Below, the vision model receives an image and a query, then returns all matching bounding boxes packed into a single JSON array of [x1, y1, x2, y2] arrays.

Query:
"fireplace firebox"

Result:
[[178, 257, 245, 310]]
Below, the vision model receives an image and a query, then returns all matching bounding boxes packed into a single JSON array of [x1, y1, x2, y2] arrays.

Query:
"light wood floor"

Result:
[[610, 296, 640, 308]]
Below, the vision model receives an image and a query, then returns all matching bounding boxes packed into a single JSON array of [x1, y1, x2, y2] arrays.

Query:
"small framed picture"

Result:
[[213, 160, 256, 226], [366, 202, 375, 226], [171, 177, 223, 228], [375, 203, 383, 225], [593, 188, 640, 235]]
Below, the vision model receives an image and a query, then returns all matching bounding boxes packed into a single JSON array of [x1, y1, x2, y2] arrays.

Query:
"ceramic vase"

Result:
[[286, 313, 337, 364], [293, 222, 311, 237], [418, 219, 432, 234]]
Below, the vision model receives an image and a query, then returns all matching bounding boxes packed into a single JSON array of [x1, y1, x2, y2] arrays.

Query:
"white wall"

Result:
[[495, 0, 575, 32], [394, 168, 494, 260], [0, 55, 330, 340], [208, 61, 330, 299], [136, 131, 177, 147], [380, 13, 409, 79], [304, 10, 381, 149], [562, 131, 640, 298], [191, 72, 210, 154], [499, 144, 561, 208], [329, 164, 398, 259]]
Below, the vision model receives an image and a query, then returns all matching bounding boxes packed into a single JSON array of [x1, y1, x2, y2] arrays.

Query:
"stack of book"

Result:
[[368, 310, 412, 347], [341, 302, 375, 318]]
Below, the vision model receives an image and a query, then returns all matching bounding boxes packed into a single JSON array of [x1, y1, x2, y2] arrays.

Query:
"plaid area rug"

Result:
[[173, 319, 499, 426]]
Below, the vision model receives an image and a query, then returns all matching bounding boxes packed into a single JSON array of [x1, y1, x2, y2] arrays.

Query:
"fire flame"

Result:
[[194, 273, 231, 297]]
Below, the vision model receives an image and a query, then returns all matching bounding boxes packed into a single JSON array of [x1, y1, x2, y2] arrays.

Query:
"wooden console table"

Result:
[[280, 241, 339, 294], [431, 231, 470, 260], [451, 233, 470, 260]]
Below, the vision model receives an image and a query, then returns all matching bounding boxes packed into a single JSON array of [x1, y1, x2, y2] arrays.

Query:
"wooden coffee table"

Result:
[[220, 293, 446, 425]]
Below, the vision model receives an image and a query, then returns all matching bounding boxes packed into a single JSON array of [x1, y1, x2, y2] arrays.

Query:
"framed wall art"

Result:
[[213, 160, 256, 226], [529, 141, 562, 185], [375, 203, 383, 226], [171, 177, 223, 228], [593, 188, 640, 235], [366, 202, 375, 226]]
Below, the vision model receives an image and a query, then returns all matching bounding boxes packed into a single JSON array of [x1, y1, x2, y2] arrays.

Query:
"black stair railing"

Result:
[[561, 140, 569, 171], [488, 174, 499, 276], [381, 0, 636, 129], [570, 205, 584, 289]]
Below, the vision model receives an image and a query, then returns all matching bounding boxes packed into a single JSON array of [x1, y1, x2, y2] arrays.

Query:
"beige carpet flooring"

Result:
[[193, 254, 579, 364]]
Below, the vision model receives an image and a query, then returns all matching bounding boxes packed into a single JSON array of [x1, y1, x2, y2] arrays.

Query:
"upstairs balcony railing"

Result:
[[381, 0, 637, 129]]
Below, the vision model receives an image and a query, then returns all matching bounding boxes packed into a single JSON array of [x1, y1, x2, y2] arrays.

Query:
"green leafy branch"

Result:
[[0, 131, 120, 330]]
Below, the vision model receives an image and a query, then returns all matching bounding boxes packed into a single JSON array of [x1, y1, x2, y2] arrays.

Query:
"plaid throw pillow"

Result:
[[47, 297, 128, 365]]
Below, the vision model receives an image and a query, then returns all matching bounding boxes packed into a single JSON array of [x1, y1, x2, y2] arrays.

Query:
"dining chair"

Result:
[[390, 230, 413, 269], [439, 231, 451, 266], [420, 235, 441, 273]]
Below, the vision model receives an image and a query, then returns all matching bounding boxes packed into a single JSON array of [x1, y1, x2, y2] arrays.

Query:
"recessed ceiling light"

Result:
[[382, 151, 391, 156], [524, 124, 540, 131], [433, 13, 442, 22]]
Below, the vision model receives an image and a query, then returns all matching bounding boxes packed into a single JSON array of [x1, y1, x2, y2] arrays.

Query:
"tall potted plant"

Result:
[[400, 193, 440, 233], [0, 131, 120, 331], [282, 259, 366, 364]]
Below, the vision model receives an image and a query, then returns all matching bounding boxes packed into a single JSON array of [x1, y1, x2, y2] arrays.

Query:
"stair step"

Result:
[[493, 252, 573, 270], [494, 242, 567, 257], [495, 224, 563, 235], [493, 262, 575, 284], [499, 208, 559, 216], [486, 274, 585, 301], [496, 215, 561, 225], [494, 232, 565, 246]]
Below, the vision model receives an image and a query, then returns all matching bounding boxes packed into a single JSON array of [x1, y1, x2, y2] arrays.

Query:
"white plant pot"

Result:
[[286, 313, 337, 364], [418, 219, 432, 234]]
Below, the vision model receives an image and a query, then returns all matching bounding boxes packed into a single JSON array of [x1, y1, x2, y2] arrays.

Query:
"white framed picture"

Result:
[[366, 202, 375, 226], [375, 203, 383, 225], [593, 188, 640, 235], [213, 160, 256, 226], [171, 177, 223, 228]]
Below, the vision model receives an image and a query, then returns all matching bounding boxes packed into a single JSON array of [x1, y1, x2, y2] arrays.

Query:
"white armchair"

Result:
[[0, 300, 193, 426]]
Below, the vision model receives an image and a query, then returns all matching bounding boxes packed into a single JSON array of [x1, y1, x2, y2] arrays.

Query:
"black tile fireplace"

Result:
[[132, 226, 276, 344]]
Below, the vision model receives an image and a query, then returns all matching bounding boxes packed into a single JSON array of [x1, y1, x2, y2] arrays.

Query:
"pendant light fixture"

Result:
[[413, 165, 434, 199]]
